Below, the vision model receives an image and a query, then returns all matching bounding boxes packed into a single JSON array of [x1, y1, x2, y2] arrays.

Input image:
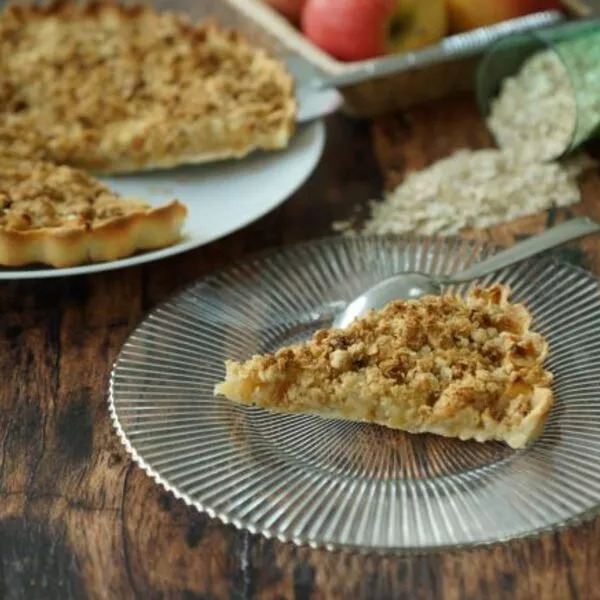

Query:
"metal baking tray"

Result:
[[218, 0, 588, 117]]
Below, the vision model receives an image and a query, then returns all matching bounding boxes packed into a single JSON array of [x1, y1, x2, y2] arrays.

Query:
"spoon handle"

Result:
[[441, 217, 600, 284]]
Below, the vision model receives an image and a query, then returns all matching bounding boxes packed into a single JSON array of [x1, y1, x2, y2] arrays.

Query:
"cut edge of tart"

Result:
[[0, 0, 297, 174], [0, 154, 187, 268], [215, 284, 554, 449]]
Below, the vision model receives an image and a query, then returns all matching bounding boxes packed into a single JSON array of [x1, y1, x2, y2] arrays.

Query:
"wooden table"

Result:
[[1, 94, 600, 600]]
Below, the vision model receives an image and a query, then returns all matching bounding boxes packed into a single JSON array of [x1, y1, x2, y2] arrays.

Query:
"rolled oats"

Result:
[[347, 45, 595, 237]]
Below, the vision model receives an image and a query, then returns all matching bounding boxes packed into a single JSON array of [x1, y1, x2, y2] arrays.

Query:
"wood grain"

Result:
[[1, 94, 599, 600]]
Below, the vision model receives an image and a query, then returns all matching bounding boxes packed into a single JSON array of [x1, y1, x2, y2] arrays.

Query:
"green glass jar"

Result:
[[476, 18, 600, 160]]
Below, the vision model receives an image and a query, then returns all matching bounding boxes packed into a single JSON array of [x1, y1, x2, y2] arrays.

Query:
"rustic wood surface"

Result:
[[1, 94, 600, 600]]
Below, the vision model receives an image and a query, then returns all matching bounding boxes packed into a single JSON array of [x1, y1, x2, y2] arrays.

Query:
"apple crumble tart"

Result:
[[0, 0, 296, 173], [215, 284, 554, 449], [0, 154, 187, 267]]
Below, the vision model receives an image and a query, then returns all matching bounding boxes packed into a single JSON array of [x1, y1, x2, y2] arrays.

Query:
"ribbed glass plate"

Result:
[[109, 236, 600, 553]]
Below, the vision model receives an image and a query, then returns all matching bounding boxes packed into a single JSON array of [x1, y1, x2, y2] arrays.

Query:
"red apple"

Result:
[[300, 0, 447, 62], [265, 0, 307, 23]]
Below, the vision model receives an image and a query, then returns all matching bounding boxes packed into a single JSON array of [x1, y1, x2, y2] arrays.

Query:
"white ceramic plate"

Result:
[[0, 120, 325, 280]]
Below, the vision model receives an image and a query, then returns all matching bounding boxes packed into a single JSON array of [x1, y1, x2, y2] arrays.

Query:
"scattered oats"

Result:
[[332, 219, 355, 233], [352, 40, 598, 237], [361, 149, 582, 236]]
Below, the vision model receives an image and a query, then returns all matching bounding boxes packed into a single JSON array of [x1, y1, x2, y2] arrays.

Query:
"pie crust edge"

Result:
[[0, 199, 188, 268], [215, 285, 555, 449]]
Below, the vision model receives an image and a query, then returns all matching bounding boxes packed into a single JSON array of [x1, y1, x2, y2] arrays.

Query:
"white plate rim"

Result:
[[0, 120, 325, 280]]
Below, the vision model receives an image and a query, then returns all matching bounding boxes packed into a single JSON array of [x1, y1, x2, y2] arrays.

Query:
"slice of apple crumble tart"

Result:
[[0, 154, 187, 268], [216, 284, 554, 449]]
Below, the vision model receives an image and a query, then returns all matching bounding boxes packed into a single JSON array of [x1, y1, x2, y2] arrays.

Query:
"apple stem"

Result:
[[388, 13, 412, 43]]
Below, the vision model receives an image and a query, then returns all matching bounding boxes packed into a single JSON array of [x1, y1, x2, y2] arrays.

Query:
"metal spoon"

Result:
[[333, 217, 600, 329]]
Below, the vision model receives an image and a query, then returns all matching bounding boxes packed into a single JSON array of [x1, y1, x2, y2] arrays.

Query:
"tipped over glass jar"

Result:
[[476, 19, 600, 163]]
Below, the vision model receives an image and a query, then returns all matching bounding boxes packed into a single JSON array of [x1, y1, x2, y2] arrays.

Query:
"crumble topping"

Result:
[[216, 285, 554, 448], [0, 154, 149, 230], [0, 0, 296, 171]]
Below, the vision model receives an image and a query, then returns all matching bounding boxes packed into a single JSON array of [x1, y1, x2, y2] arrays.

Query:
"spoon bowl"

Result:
[[333, 272, 442, 329], [333, 217, 600, 329]]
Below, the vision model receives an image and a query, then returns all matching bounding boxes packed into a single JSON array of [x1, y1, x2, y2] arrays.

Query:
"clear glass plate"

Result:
[[109, 235, 600, 553]]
